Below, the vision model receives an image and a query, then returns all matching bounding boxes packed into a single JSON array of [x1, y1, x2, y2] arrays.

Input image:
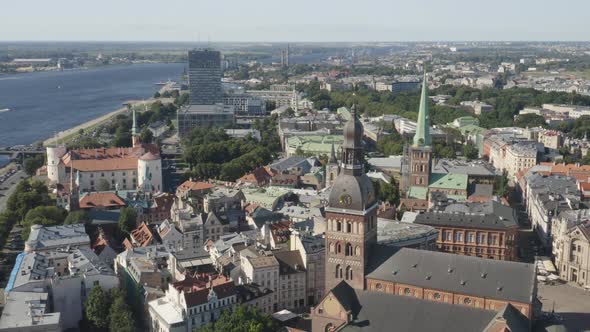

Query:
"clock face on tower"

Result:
[[339, 193, 352, 206]]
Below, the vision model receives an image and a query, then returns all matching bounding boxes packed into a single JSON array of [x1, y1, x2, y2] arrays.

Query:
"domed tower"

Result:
[[138, 152, 162, 192], [325, 104, 378, 291], [46, 145, 66, 184]]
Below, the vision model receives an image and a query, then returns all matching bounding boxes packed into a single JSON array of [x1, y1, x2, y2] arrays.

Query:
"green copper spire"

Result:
[[132, 108, 138, 136], [413, 71, 431, 147]]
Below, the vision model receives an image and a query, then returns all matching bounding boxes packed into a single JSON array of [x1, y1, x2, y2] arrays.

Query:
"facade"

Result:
[[414, 201, 519, 260], [188, 49, 222, 105], [177, 104, 235, 137], [148, 275, 237, 332], [275, 250, 307, 311], [223, 93, 265, 116], [290, 231, 326, 306], [552, 209, 590, 287]]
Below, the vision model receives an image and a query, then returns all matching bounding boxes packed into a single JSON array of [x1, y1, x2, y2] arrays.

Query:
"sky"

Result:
[[1, 0, 589, 42]]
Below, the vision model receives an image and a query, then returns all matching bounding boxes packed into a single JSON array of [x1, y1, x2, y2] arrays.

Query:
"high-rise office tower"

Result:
[[188, 49, 222, 105], [178, 49, 234, 137]]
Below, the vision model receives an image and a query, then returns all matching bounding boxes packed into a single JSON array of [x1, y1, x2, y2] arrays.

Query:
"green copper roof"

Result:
[[428, 173, 468, 191], [413, 72, 431, 147], [408, 186, 428, 200]]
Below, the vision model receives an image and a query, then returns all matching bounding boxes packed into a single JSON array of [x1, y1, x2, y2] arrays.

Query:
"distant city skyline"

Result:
[[1, 0, 589, 42]]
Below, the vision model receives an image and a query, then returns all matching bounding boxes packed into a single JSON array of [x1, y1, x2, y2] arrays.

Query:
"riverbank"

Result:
[[42, 96, 175, 146]]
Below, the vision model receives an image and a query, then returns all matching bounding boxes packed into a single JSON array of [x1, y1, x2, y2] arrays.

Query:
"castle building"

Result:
[[324, 104, 378, 291], [46, 109, 163, 194]]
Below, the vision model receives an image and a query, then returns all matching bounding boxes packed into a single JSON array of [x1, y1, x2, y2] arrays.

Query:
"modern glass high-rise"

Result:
[[188, 49, 222, 105]]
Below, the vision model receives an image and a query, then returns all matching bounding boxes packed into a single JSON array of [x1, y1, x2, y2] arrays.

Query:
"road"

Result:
[[0, 170, 24, 212]]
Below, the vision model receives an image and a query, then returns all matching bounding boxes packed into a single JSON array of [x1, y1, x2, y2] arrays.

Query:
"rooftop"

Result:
[[428, 173, 468, 191], [377, 219, 438, 246], [0, 292, 61, 330], [329, 282, 528, 332], [432, 159, 498, 177], [366, 247, 536, 304], [26, 223, 89, 252]]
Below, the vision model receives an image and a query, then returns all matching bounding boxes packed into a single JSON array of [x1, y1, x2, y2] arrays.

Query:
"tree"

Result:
[[195, 305, 276, 332], [7, 180, 54, 221], [109, 290, 134, 332], [118, 206, 137, 234], [463, 144, 479, 160], [64, 210, 89, 225], [96, 178, 111, 191], [23, 154, 45, 176], [514, 113, 547, 128], [494, 170, 510, 197], [372, 179, 400, 205], [85, 285, 110, 329], [140, 127, 154, 144], [22, 205, 67, 238]]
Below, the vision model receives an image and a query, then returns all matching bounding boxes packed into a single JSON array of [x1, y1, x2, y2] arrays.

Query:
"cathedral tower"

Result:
[[325, 104, 378, 291], [409, 71, 433, 188]]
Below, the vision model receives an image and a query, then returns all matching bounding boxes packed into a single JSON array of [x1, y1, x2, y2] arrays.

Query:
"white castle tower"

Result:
[[46, 142, 67, 184], [137, 152, 162, 192]]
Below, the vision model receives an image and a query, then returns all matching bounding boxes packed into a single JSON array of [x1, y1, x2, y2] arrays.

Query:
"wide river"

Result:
[[0, 63, 185, 147]]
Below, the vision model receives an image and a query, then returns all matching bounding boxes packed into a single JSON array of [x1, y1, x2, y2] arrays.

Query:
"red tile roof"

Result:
[[80, 192, 126, 209], [177, 180, 215, 193], [130, 222, 156, 247]]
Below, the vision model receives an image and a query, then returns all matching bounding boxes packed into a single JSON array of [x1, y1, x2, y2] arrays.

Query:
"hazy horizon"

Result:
[[1, 0, 589, 42]]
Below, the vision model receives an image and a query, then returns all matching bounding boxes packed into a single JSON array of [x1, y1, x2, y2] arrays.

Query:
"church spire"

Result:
[[413, 71, 431, 147], [131, 106, 141, 147], [329, 142, 337, 164], [132, 108, 138, 136]]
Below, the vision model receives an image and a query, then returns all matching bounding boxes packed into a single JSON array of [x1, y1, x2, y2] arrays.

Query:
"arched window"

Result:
[[355, 246, 361, 256], [345, 243, 353, 256], [346, 222, 352, 233], [336, 221, 342, 232], [336, 242, 342, 254], [325, 323, 335, 332], [335, 265, 342, 279], [345, 266, 351, 280], [329, 242, 335, 254], [347, 267, 353, 281]]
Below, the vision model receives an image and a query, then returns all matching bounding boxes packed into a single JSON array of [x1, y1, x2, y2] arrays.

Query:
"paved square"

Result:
[[537, 283, 590, 331]]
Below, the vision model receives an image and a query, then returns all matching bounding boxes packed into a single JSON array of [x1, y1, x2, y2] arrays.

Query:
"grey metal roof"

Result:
[[366, 247, 536, 304], [432, 159, 498, 177], [334, 284, 519, 332], [416, 201, 518, 231]]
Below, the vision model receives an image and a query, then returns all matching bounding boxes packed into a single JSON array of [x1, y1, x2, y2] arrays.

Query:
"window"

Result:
[[336, 243, 342, 254], [463, 298, 472, 305], [345, 243, 353, 256], [90, 173, 94, 178], [335, 265, 342, 279], [404, 288, 411, 295], [101, 173, 105, 177], [336, 221, 342, 232], [93, 280, 99, 286], [444, 231, 452, 242], [433, 293, 441, 300], [375, 283, 383, 290], [347, 222, 352, 233]]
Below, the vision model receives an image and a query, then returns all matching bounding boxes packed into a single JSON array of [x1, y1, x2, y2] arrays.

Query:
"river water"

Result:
[[0, 63, 185, 147]]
